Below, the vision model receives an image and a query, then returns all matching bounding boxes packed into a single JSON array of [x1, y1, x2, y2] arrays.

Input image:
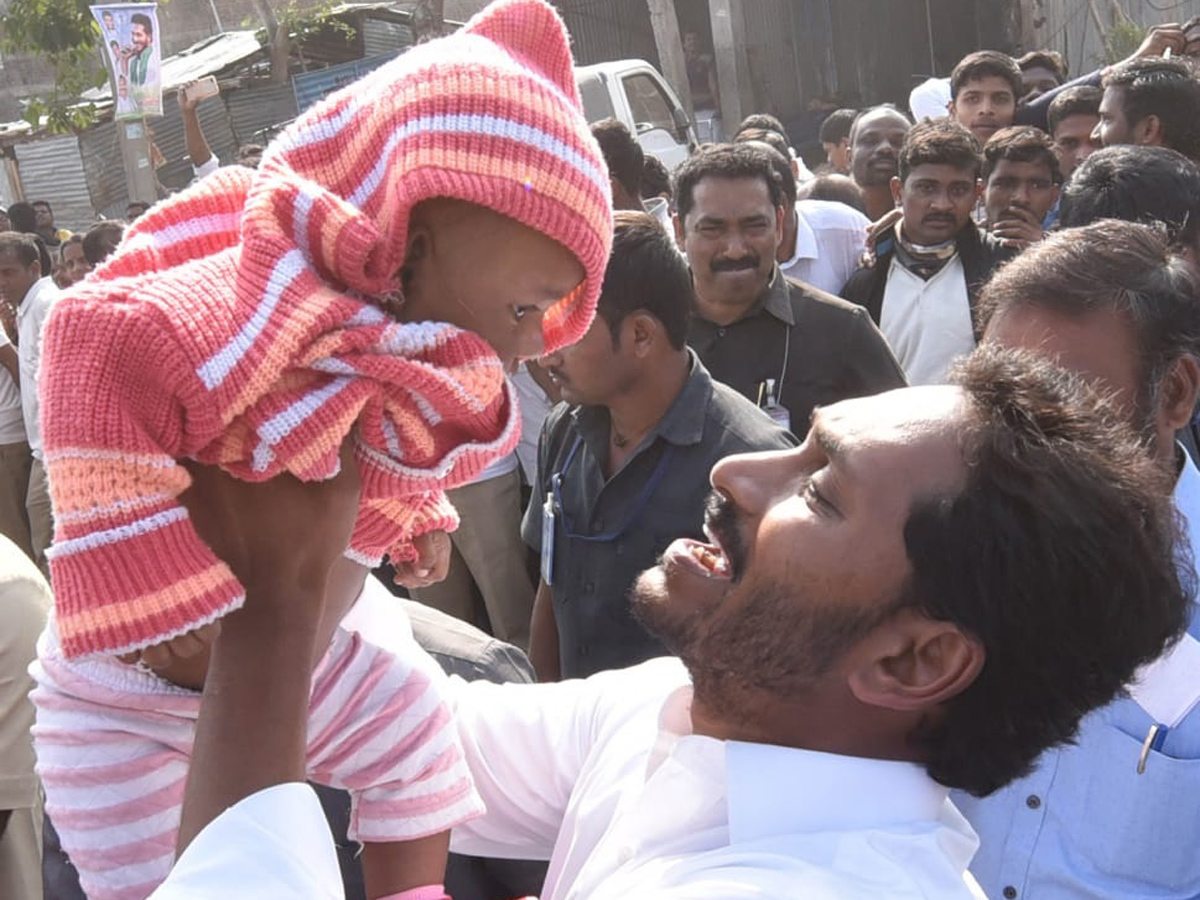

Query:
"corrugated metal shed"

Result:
[[555, 0, 660, 68], [363, 16, 415, 55], [14, 135, 96, 231], [78, 120, 129, 220], [742, 0, 803, 119], [225, 81, 299, 147]]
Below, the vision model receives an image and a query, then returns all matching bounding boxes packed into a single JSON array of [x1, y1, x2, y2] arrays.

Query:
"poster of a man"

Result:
[[91, 4, 162, 119]]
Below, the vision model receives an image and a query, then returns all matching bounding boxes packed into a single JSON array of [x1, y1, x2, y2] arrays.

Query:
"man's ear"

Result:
[[1135, 114, 1164, 148], [846, 609, 985, 713], [1158, 355, 1200, 431], [625, 310, 662, 359], [673, 212, 686, 249]]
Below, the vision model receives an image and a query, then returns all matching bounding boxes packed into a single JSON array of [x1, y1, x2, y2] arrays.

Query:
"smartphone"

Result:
[[185, 76, 219, 104]]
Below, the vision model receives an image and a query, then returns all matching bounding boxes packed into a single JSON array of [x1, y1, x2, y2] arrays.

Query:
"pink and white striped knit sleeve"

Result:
[[31, 619, 482, 900]]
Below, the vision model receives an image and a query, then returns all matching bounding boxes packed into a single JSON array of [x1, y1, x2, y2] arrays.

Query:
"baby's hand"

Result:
[[392, 530, 452, 589], [117, 622, 220, 671]]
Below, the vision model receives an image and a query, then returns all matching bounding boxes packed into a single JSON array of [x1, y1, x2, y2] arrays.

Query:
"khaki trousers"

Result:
[[410, 467, 535, 650], [0, 441, 32, 559], [26, 456, 52, 579]]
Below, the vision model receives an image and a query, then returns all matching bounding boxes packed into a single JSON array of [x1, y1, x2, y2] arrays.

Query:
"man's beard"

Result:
[[631, 491, 909, 720]]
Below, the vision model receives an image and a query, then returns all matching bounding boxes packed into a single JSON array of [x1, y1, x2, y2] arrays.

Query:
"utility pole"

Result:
[[708, 0, 750, 128], [118, 118, 158, 205], [646, 0, 693, 116], [250, 0, 290, 84]]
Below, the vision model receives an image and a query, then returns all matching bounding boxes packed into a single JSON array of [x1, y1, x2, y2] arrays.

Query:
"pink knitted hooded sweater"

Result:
[[41, 0, 613, 658]]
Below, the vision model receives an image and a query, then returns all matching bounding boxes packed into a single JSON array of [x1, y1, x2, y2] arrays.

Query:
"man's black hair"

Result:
[[0, 231, 42, 269], [1103, 56, 1200, 160], [591, 118, 645, 202], [982, 125, 1062, 184], [1046, 85, 1102, 135], [640, 154, 672, 203], [799, 174, 866, 214], [131, 12, 153, 35], [1016, 50, 1068, 82], [597, 211, 692, 351], [950, 50, 1023, 100], [6, 202, 37, 234], [673, 143, 787, 222], [914, 336, 1192, 795], [81, 221, 125, 266], [733, 113, 787, 140], [1060, 145, 1200, 253], [819, 108, 858, 145], [898, 119, 982, 181]]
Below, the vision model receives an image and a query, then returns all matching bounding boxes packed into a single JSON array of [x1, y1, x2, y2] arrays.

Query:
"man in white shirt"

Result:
[[0, 233, 58, 573], [149, 343, 1189, 900], [842, 120, 1013, 386], [0, 327, 30, 558]]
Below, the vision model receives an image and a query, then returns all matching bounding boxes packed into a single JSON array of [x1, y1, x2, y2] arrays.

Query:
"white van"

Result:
[[575, 60, 698, 169]]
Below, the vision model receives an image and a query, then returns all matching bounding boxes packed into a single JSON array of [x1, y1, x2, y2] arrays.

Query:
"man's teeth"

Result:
[[691, 544, 730, 576]]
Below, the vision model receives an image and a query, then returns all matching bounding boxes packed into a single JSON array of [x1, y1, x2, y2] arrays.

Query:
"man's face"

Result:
[[679, 175, 783, 315], [103, 12, 114, 29], [985, 303, 1157, 445], [824, 138, 851, 174], [632, 386, 969, 706], [1052, 113, 1101, 181], [950, 76, 1017, 144], [984, 158, 1059, 227], [33, 204, 52, 229], [131, 23, 150, 52], [1094, 86, 1137, 147], [893, 163, 980, 245], [1020, 66, 1062, 104], [538, 312, 631, 407], [61, 242, 91, 285], [0, 251, 41, 306], [849, 110, 910, 188], [683, 32, 699, 56], [400, 201, 584, 371]]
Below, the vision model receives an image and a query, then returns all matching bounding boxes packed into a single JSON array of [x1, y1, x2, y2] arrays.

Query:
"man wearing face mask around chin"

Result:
[[680, 144, 905, 438]]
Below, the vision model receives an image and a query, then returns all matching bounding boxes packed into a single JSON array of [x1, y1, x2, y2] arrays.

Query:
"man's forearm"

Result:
[[528, 579, 560, 682], [182, 106, 213, 169], [175, 594, 323, 855]]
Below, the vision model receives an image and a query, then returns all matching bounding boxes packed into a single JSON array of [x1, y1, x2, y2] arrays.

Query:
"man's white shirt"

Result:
[[781, 200, 869, 296], [16, 276, 59, 459]]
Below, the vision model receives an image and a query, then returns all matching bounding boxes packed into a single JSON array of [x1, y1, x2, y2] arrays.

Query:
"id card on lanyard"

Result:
[[541, 491, 556, 586]]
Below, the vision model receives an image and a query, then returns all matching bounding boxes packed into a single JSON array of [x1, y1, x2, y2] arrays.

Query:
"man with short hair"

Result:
[[848, 105, 912, 221], [734, 130, 870, 295], [58, 234, 91, 287], [127, 12, 155, 86], [31, 201, 69, 250], [1059, 145, 1200, 262], [0, 233, 59, 573], [678, 143, 904, 435], [1095, 56, 1200, 161], [819, 108, 857, 174], [125, 201, 150, 221], [1016, 49, 1068, 104], [961, 219, 1200, 900], [948, 51, 1022, 146], [526, 211, 792, 680], [81, 220, 124, 267], [591, 118, 645, 211], [142, 340, 1191, 899], [732, 113, 815, 181], [842, 120, 1012, 386], [982, 126, 1061, 249], [1046, 84, 1101, 182]]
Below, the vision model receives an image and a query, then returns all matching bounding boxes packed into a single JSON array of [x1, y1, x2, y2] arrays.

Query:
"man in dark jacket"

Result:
[[842, 120, 1013, 385]]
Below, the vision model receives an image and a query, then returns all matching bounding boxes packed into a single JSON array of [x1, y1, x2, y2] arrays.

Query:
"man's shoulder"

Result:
[[785, 277, 873, 323], [797, 199, 870, 233]]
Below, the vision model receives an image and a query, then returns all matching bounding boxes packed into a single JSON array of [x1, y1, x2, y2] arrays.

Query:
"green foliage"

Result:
[[1, 0, 109, 132], [1102, 20, 1148, 65], [248, 0, 358, 48]]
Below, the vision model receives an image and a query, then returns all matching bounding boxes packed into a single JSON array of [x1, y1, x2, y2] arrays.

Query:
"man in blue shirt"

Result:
[[964, 218, 1200, 899]]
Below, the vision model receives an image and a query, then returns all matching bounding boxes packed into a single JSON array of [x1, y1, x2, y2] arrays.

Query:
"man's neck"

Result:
[[603, 350, 690, 472], [861, 185, 894, 223], [694, 276, 770, 328]]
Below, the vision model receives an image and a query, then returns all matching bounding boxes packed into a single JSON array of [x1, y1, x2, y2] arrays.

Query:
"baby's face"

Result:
[[399, 200, 584, 370]]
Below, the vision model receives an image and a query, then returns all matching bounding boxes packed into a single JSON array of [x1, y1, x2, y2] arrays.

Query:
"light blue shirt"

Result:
[[956, 449, 1200, 900]]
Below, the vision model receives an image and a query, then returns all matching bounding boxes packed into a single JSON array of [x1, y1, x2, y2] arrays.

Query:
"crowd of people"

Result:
[[1, 1, 1199, 898]]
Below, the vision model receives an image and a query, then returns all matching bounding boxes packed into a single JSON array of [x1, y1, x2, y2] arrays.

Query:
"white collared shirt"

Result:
[[0, 330, 26, 444], [451, 657, 984, 900], [879, 254, 974, 386], [16, 276, 59, 458], [780, 200, 869, 296]]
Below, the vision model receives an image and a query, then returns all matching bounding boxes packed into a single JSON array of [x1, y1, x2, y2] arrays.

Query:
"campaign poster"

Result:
[[92, 3, 162, 119]]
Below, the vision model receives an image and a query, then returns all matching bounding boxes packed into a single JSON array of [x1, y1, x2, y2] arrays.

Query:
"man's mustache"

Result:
[[711, 255, 761, 273]]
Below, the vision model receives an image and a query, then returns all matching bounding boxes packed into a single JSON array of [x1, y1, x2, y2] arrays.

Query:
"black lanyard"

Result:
[[551, 435, 676, 543]]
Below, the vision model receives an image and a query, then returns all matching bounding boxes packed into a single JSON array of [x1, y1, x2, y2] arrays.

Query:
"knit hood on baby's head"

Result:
[[238, 0, 613, 354]]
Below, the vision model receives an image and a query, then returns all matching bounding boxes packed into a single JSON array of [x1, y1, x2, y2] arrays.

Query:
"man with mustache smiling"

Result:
[[848, 105, 913, 222], [843, 120, 1014, 386], [680, 143, 904, 436]]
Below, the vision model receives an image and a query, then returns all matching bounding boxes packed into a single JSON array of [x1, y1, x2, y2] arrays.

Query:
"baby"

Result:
[[30, 1, 612, 898]]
